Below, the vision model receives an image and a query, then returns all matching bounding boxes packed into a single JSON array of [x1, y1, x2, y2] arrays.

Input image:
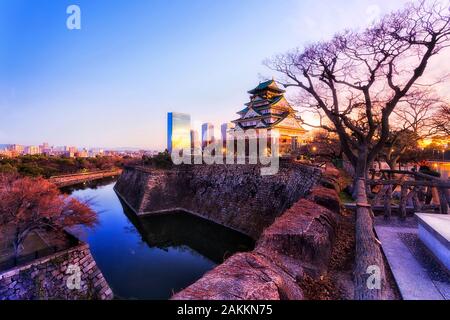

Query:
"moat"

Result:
[[62, 178, 254, 300]]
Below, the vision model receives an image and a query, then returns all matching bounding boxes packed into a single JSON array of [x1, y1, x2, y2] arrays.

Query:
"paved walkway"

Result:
[[375, 217, 450, 300]]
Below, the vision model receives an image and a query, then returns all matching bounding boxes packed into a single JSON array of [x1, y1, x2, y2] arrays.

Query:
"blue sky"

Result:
[[0, 0, 411, 150]]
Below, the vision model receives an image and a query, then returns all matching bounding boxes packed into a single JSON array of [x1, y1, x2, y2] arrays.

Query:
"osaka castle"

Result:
[[231, 79, 307, 154]]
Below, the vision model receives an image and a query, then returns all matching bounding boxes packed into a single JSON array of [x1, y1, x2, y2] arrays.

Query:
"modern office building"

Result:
[[190, 129, 201, 155], [201, 123, 215, 149], [167, 112, 191, 154], [221, 123, 235, 146]]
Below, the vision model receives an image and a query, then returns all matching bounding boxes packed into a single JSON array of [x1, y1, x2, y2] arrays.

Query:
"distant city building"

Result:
[[76, 148, 89, 158], [232, 79, 307, 154], [24, 146, 40, 155], [221, 123, 235, 146], [62, 146, 77, 158], [190, 129, 201, 155], [64, 146, 77, 154], [88, 148, 104, 157], [9, 144, 24, 155], [40, 142, 51, 155], [0, 149, 13, 158], [167, 112, 191, 154], [201, 123, 215, 149]]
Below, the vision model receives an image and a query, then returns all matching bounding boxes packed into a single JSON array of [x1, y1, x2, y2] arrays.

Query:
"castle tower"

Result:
[[232, 79, 306, 154]]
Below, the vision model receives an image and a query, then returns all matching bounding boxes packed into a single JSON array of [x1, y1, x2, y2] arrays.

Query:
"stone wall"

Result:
[[0, 244, 113, 300], [114, 162, 321, 239], [172, 195, 340, 300]]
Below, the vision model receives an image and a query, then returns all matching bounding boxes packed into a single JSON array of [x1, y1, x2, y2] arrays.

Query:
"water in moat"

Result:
[[62, 178, 254, 300]]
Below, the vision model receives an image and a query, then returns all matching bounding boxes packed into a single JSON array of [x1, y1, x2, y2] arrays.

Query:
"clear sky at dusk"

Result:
[[0, 0, 413, 150]]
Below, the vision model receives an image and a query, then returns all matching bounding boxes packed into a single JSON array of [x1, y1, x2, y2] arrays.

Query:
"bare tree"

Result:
[[0, 175, 97, 258], [267, 1, 450, 190], [303, 129, 342, 162], [267, 1, 450, 300], [431, 104, 450, 136], [382, 89, 440, 169]]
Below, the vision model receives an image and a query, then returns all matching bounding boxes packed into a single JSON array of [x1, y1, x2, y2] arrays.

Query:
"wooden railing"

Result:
[[367, 169, 450, 218]]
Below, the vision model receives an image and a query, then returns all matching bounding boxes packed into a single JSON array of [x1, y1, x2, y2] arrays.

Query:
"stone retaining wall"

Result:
[[114, 162, 321, 239], [0, 244, 113, 300], [172, 196, 340, 300], [171, 170, 343, 300]]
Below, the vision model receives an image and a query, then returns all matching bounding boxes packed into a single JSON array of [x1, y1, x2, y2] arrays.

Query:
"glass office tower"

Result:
[[167, 112, 191, 154]]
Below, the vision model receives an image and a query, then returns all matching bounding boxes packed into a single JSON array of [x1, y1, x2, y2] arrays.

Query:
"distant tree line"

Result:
[[142, 150, 173, 169], [0, 155, 136, 178]]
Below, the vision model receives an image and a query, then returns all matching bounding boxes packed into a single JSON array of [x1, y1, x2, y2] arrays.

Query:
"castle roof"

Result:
[[248, 79, 285, 95], [232, 79, 306, 134]]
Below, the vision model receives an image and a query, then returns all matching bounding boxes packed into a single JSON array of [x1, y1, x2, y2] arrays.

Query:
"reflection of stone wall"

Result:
[[0, 244, 113, 300], [115, 162, 321, 239]]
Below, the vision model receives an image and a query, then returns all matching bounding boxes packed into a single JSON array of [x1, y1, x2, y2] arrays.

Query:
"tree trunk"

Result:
[[438, 187, 449, 214], [13, 227, 21, 259], [384, 185, 392, 219], [352, 147, 369, 199], [354, 178, 387, 300], [399, 184, 408, 219], [387, 159, 397, 171]]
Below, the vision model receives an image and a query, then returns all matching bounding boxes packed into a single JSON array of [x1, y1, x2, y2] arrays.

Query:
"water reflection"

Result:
[[121, 204, 253, 264], [66, 178, 254, 300]]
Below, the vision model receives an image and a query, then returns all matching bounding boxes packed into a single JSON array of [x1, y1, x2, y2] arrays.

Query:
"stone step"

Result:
[[415, 213, 450, 271]]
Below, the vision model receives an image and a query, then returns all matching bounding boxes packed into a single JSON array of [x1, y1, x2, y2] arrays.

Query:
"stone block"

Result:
[[256, 199, 338, 275], [416, 213, 450, 271], [171, 252, 303, 300], [307, 186, 342, 214]]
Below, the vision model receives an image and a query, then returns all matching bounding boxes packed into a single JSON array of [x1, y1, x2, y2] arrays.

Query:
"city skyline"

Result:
[[0, 0, 424, 149]]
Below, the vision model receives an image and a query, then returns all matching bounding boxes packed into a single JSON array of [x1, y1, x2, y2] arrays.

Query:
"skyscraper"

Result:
[[202, 123, 215, 149], [221, 123, 235, 146], [190, 129, 201, 155], [167, 112, 191, 154]]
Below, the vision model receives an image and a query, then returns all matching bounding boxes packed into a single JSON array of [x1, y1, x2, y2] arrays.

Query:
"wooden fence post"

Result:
[[384, 185, 392, 219], [399, 185, 408, 219], [438, 187, 449, 214]]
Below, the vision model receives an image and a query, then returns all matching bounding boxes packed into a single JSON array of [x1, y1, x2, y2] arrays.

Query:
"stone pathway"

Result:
[[375, 217, 450, 300]]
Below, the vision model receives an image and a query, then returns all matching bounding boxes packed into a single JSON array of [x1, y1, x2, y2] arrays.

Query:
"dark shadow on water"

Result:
[[119, 199, 254, 265]]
